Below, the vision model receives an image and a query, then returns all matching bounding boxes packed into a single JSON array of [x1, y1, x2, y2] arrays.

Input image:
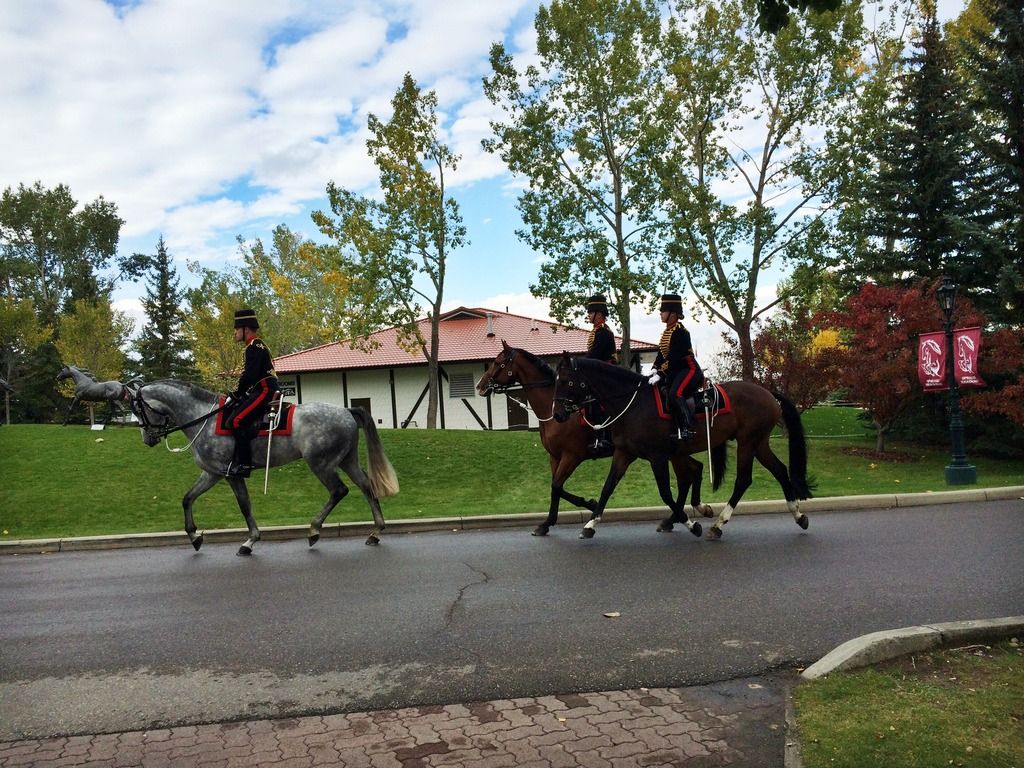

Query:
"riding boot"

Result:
[[673, 397, 696, 441], [227, 426, 256, 478]]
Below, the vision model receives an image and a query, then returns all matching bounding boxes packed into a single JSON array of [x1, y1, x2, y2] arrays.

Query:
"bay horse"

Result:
[[56, 365, 131, 425], [477, 342, 708, 538], [129, 379, 399, 555], [553, 353, 812, 540]]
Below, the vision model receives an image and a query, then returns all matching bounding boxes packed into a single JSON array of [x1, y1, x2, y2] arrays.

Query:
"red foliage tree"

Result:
[[963, 328, 1024, 427], [828, 281, 985, 452]]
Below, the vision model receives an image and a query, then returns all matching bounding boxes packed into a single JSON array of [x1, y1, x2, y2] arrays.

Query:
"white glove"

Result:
[[224, 394, 234, 405], [648, 371, 661, 384]]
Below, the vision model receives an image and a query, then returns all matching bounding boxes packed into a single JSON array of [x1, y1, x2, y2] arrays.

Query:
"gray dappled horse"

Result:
[[56, 365, 131, 425], [129, 379, 399, 555]]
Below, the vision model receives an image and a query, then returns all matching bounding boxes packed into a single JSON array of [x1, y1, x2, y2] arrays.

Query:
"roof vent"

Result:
[[486, 312, 495, 337], [530, 318, 539, 331]]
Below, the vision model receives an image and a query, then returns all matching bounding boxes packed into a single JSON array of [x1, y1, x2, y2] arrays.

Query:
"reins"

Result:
[[484, 348, 558, 422], [132, 386, 229, 442]]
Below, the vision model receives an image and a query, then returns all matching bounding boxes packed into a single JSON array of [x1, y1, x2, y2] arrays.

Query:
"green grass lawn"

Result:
[[795, 641, 1024, 768], [2, 406, 1021, 540]]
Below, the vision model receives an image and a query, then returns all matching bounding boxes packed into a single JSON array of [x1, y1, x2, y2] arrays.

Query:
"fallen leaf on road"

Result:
[[604, 612, 621, 618]]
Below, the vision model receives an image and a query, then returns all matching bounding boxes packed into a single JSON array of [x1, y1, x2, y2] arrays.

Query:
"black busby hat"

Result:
[[234, 308, 260, 330], [659, 293, 683, 315], [586, 294, 609, 316]]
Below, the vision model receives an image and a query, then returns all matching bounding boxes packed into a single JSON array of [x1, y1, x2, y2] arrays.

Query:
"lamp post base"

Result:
[[945, 463, 977, 485]]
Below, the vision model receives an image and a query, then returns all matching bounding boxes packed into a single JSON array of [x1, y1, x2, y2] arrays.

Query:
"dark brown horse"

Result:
[[553, 353, 812, 540], [477, 342, 709, 537]]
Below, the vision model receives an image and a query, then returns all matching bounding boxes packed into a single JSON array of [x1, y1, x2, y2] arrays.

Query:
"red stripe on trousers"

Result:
[[232, 380, 271, 428]]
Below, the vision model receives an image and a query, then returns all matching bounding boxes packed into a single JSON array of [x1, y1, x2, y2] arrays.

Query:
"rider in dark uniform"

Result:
[[583, 294, 617, 454], [226, 309, 279, 478], [650, 293, 704, 441]]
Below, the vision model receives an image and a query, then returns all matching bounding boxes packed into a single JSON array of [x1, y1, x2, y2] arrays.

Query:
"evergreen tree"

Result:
[[851, 7, 984, 291], [960, 0, 1024, 325], [134, 236, 194, 380]]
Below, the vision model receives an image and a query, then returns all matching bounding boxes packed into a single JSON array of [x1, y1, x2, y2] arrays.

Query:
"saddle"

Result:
[[215, 393, 295, 437], [652, 380, 731, 421]]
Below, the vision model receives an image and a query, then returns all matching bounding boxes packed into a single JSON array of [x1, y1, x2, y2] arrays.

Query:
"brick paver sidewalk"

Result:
[[0, 676, 791, 767]]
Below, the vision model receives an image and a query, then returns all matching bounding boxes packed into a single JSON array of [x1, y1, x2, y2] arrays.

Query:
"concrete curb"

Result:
[[2, 485, 1021, 555], [800, 615, 1024, 680]]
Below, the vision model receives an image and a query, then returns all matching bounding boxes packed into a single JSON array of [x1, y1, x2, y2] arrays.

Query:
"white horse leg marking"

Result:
[[714, 503, 735, 529], [788, 500, 801, 520], [584, 518, 597, 531]]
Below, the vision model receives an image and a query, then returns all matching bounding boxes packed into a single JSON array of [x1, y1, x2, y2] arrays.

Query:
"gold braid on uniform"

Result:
[[658, 326, 674, 371], [586, 328, 596, 352]]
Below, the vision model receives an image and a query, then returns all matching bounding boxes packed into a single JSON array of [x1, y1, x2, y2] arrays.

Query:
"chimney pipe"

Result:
[[486, 312, 495, 337]]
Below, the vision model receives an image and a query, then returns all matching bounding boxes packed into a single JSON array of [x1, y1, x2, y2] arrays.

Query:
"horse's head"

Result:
[[477, 340, 519, 396], [128, 384, 175, 447], [55, 366, 71, 382], [552, 351, 585, 423]]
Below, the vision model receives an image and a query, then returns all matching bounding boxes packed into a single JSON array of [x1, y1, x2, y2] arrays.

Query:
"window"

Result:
[[448, 372, 475, 398]]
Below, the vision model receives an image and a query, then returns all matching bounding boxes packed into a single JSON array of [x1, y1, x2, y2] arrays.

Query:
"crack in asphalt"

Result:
[[443, 561, 491, 631]]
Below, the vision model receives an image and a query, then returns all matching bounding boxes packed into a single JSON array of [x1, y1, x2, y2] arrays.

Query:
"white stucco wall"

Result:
[[281, 351, 657, 431]]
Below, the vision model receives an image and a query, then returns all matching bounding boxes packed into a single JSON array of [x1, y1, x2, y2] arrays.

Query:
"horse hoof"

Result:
[[657, 521, 674, 533], [237, 545, 252, 556], [365, 534, 380, 546], [690, 522, 702, 537], [705, 526, 722, 541], [308, 534, 320, 547], [532, 525, 549, 537], [579, 528, 595, 539], [700, 505, 715, 518], [797, 514, 809, 530], [191, 535, 203, 551]]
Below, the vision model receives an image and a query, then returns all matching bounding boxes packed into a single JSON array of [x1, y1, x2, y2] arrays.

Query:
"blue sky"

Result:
[[0, 0, 966, 362]]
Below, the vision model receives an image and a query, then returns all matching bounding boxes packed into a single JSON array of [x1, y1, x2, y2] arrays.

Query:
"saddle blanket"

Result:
[[215, 396, 295, 437], [652, 381, 732, 422]]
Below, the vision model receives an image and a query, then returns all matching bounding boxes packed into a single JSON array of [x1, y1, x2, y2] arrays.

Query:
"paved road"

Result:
[[2, 501, 1022, 741]]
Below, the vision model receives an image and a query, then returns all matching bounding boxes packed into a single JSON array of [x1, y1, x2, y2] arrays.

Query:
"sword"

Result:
[[704, 388, 714, 489], [263, 399, 282, 495]]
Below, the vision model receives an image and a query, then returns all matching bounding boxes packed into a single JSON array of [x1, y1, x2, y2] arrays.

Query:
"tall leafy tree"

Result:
[[847, 6, 983, 291], [957, 0, 1024, 325], [659, 0, 866, 380], [313, 73, 466, 429], [134, 236, 194, 380], [235, 225, 351, 353], [182, 267, 242, 392], [483, 0, 671, 362], [0, 181, 132, 322], [0, 296, 51, 423]]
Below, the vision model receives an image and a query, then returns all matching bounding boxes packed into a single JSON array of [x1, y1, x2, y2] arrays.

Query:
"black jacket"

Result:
[[586, 323, 618, 364], [233, 338, 277, 398]]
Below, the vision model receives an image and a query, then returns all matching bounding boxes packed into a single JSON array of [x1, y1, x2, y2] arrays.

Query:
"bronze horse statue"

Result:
[[477, 342, 708, 538], [56, 365, 133, 425], [553, 353, 812, 540]]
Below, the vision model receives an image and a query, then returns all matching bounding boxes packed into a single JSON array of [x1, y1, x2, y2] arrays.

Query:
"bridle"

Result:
[[129, 384, 228, 442], [480, 348, 558, 421], [554, 356, 644, 428], [480, 348, 554, 394]]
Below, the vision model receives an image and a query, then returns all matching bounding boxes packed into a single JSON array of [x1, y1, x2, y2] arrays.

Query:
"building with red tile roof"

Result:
[[274, 307, 657, 430]]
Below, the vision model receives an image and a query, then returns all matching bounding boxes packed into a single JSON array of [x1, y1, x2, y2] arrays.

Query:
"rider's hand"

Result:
[[648, 371, 661, 384], [224, 394, 234, 405]]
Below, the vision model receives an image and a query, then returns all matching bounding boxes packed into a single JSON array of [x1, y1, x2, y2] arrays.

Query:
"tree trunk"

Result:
[[738, 320, 756, 382], [874, 420, 887, 453], [426, 311, 442, 429]]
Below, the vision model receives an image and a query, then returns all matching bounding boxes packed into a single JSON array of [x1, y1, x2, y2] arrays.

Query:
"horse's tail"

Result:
[[349, 407, 400, 498], [774, 392, 813, 499], [710, 442, 727, 492]]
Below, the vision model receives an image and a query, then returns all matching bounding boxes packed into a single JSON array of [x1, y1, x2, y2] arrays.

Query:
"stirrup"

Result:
[[225, 462, 252, 478]]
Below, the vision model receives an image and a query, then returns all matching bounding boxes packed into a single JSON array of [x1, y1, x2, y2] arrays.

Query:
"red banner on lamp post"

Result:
[[918, 327, 986, 391]]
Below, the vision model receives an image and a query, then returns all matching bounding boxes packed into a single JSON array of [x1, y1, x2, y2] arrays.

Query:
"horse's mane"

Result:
[[512, 348, 556, 380], [146, 378, 218, 403], [573, 356, 644, 385]]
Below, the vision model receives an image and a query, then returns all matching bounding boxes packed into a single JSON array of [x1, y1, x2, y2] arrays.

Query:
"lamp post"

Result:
[[936, 277, 976, 485]]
